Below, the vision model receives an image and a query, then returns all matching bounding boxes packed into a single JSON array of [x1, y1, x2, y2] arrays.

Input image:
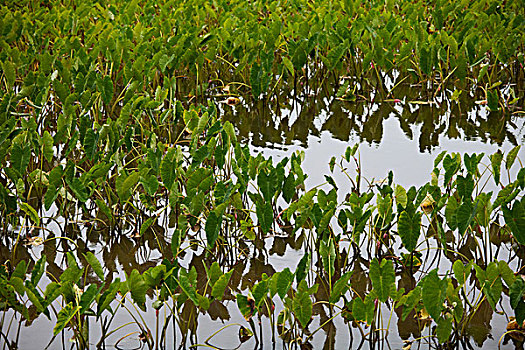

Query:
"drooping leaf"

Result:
[[31, 256, 46, 286], [329, 271, 352, 304], [506, 145, 521, 171], [84, 252, 104, 281], [116, 171, 140, 202], [53, 302, 80, 336], [211, 270, 232, 300], [19, 202, 40, 227], [97, 279, 120, 317], [490, 150, 503, 185]]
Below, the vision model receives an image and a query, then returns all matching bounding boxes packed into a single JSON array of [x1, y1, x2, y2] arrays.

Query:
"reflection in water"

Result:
[[221, 77, 524, 153], [1, 76, 523, 350], [0, 211, 521, 349]]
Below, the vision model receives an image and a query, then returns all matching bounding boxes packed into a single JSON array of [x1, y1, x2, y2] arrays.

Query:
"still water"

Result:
[[3, 80, 525, 349]]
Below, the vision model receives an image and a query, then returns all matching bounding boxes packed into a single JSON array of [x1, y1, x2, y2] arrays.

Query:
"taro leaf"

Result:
[[48, 166, 63, 188], [329, 271, 352, 304], [53, 303, 80, 336], [143, 265, 167, 289], [44, 282, 62, 307], [126, 269, 147, 311], [42, 131, 54, 162], [211, 270, 232, 300], [498, 261, 516, 287], [510, 278, 525, 309], [194, 112, 210, 136], [116, 171, 140, 202], [277, 268, 294, 299], [177, 271, 199, 307], [44, 185, 59, 211], [490, 150, 503, 185], [398, 210, 421, 252], [295, 253, 310, 283], [171, 227, 183, 257], [516, 300, 525, 326], [139, 216, 155, 237], [66, 177, 88, 203], [433, 7, 443, 30], [207, 262, 223, 288], [506, 145, 521, 170], [319, 238, 336, 278], [377, 194, 393, 220], [258, 169, 277, 203], [3, 60, 15, 88], [494, 183, 519, 209], [457, 200, 475, 236], [422, 269, 446, 321], [160, 151, 177, 190], [464, 153, 484, 176], [293, 280, 312, 328], [79, 284, 99, 314], [291, 40, 307, 70], [419, 46, 431, 76], [370, 258, 395, 303], [24, 281, 44, 313], [100, 75, 114, 105], [455, 53, 467, 81], [443, 154, 460, 186], [503, 200, 525, 245], [11, 143, 31, 177], [236, 294, 253, 320], [352, 295, 375, 325], [487, 90, 499, 111], [97, 279, 120, 317], [453, 260, 472, 286], [326, 42, 346, 70], [83, 128, 98, 160], [186, 168, 213, 192], [457, 175, 474, 200], [183, 109, 199, 132], [252, 277, 269, 309], [19, 202, 40, 227], [197, 293, 210, 310], [205, 211, 222, 248], [282, 56, 294, 76], [395, 185, 408, 209], [475, 262, 502, 311], [445, 196, 458, 230], [31, 256, 46, 286], [436, 317, 453, 343], [84, 252, 104, 281], [11, 260, 27, 280], [250, 62, 262, 98], [223, 121, 237, 145], [401, 286, 422, 321], [256, 199, 273, 234]]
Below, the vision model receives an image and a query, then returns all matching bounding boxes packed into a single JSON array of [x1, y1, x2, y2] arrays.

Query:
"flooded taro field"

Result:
[[1, 0, 525, 349]]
